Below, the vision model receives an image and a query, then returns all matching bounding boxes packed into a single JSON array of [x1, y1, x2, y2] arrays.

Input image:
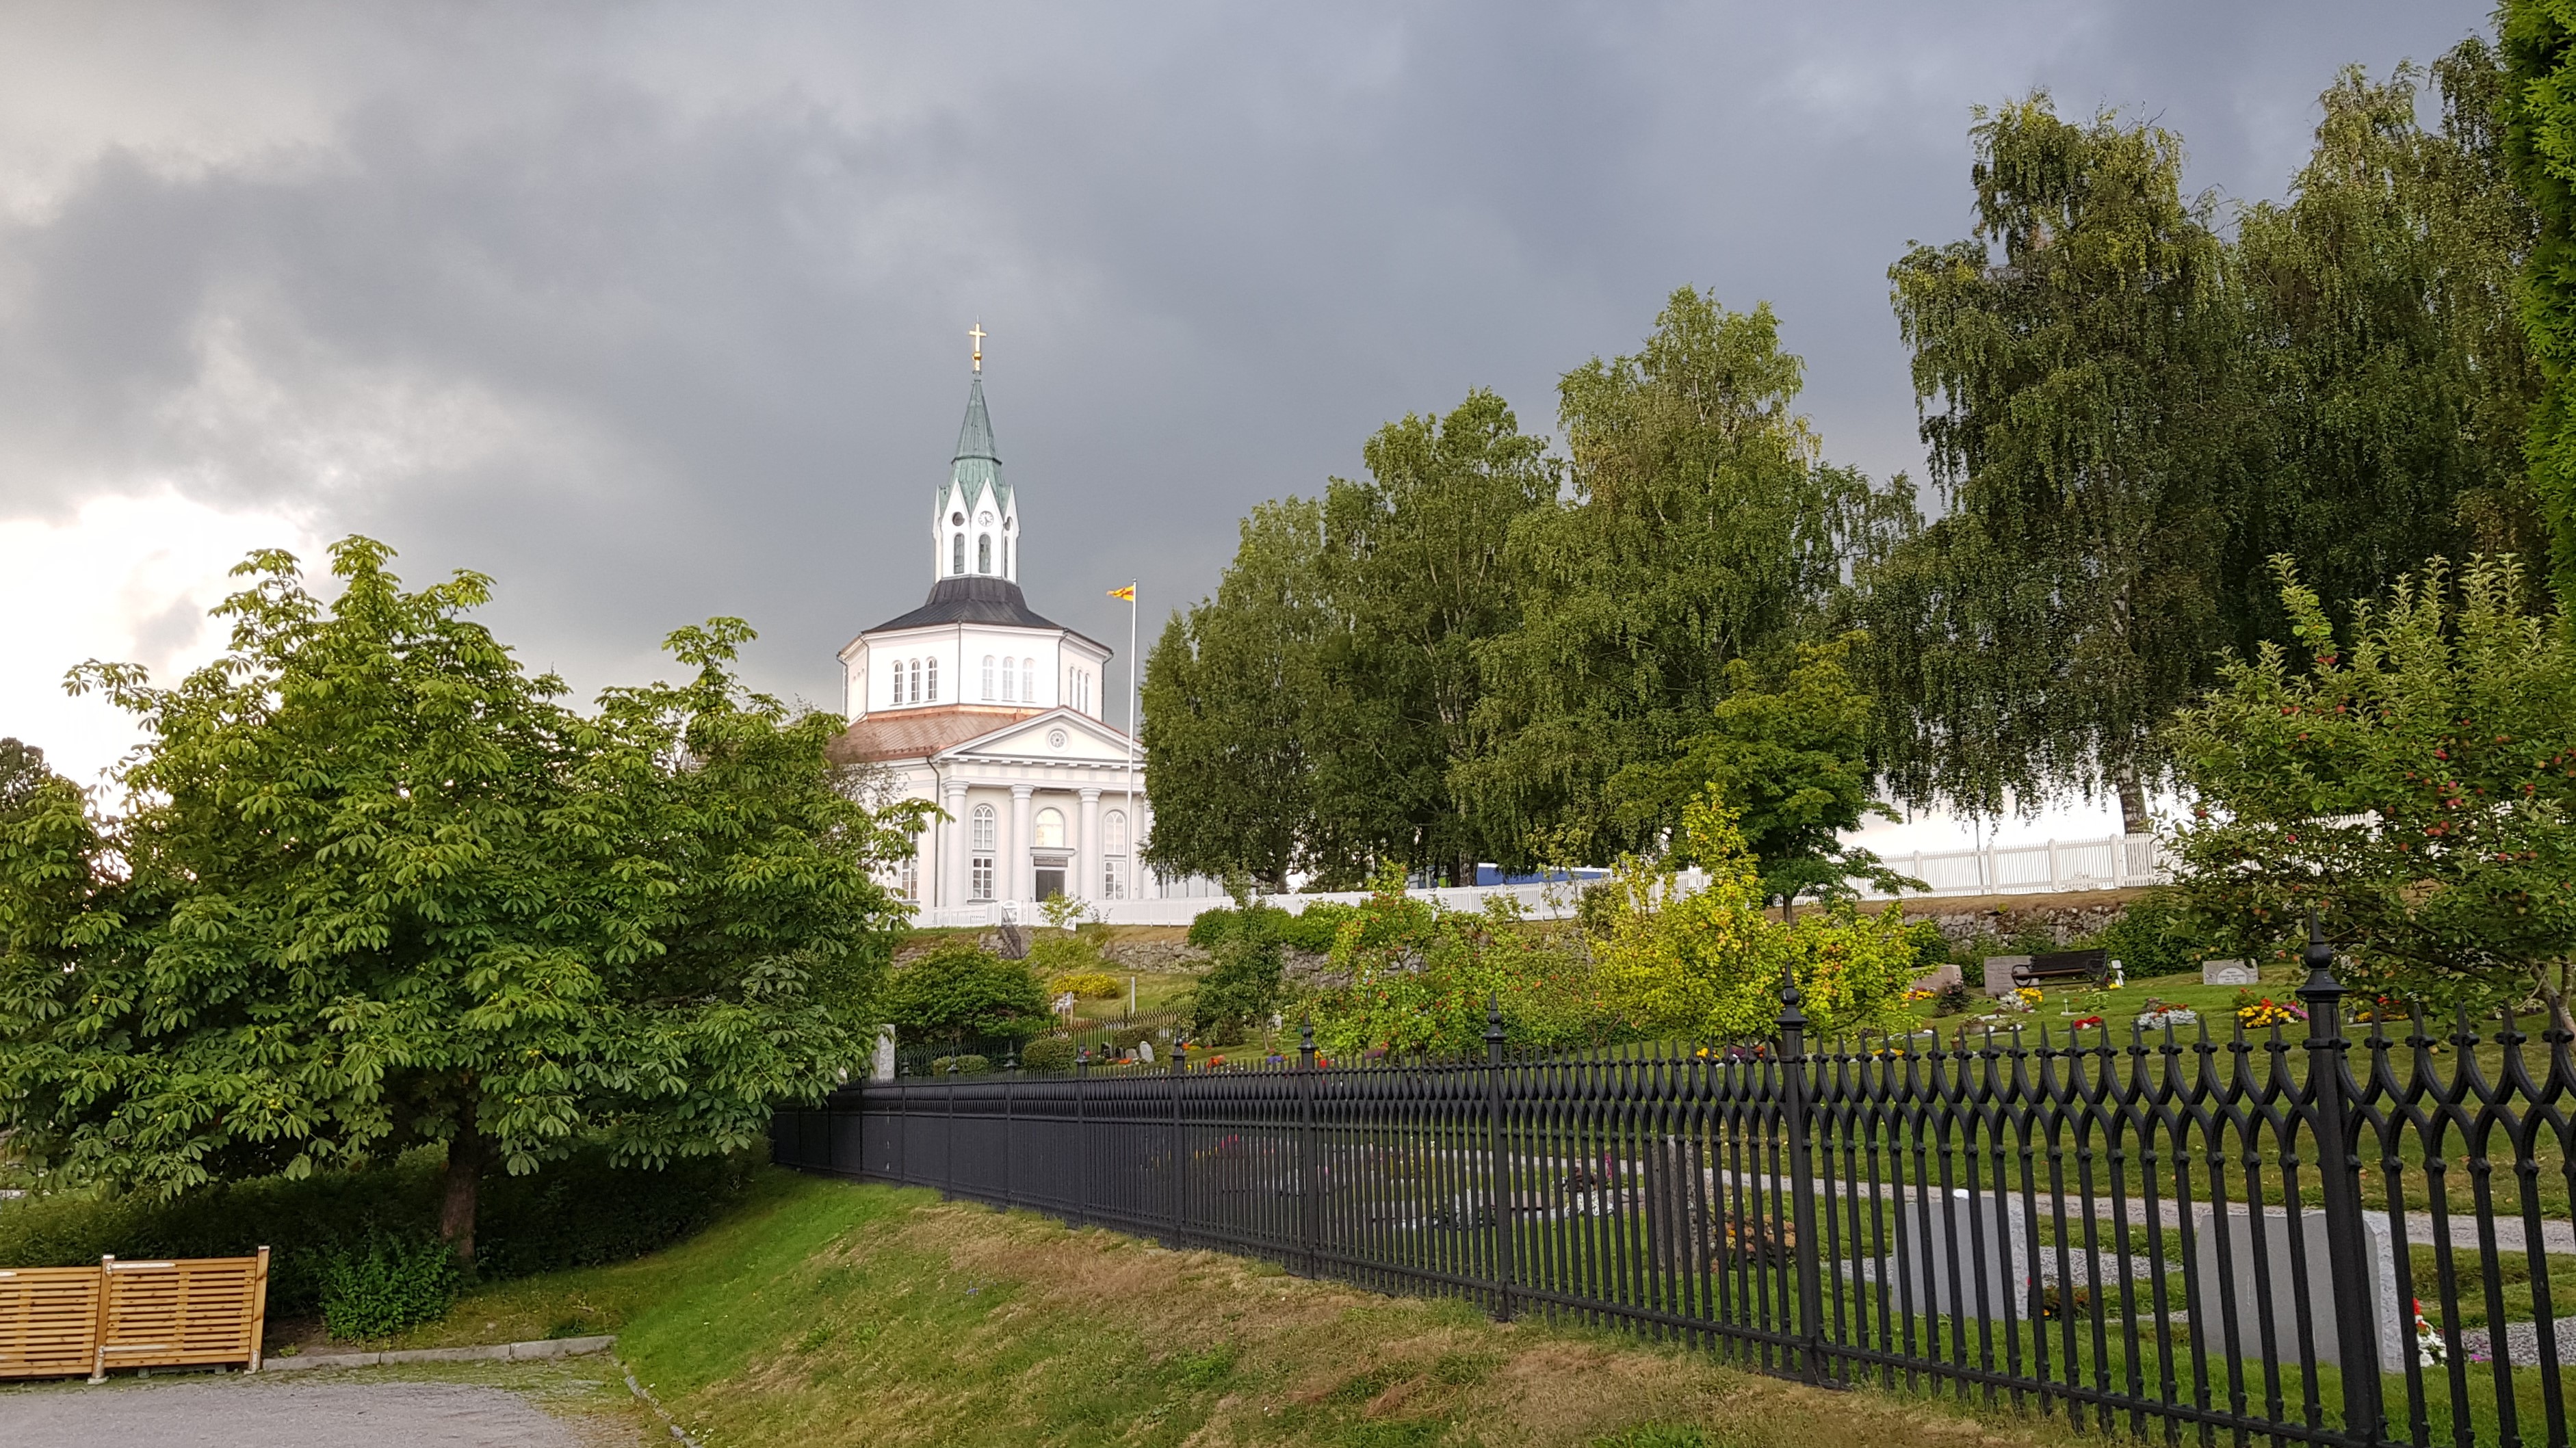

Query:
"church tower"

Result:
[[933, 375, 1020, 583], [828, 335, 1151, 915]]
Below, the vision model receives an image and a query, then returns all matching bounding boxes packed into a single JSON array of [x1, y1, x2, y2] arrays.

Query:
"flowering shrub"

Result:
[[2233, 990, 2309, 1029], [1045, 971, 1124, 1000]]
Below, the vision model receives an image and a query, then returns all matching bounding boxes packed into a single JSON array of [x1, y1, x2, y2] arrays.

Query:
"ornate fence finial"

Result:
[[2295, 907, 2344, 1018], [1299, 1016, 1317, 1068], [1777, 959, 1807, 1035], [1485, 995, 1506, 1064]]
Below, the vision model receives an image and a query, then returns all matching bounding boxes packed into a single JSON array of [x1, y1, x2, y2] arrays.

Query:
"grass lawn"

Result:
[[395, 1168, 2096, 1448]]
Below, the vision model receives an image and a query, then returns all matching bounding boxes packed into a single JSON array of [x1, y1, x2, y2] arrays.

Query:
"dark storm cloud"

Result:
[[0, 1, 2495, 712]]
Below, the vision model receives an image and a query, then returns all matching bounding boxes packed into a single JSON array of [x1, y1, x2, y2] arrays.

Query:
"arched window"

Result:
[[978, 534, 991, 572], [1022, 657, 1037, 702], [924, 657, 938, 702], [908, 659, 921, 703], [970, 804, 998, 900], [889, 659, 902, 705], [1033, 807, 1065, 848], [1000, 658, 1015, 702], [982, 655, 996, 700], [951, 533, 964, 575], [1102, 809, 1128, 899], [1003, 537, 1011, 577]]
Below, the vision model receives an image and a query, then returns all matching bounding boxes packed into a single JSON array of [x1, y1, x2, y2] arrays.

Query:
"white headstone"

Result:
[[871, 1024, 896, 1082], [2202, 958, 2259, 986], [1137, 1040, 1154, 1065]]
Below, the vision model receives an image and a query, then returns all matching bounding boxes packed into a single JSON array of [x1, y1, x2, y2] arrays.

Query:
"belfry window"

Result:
[[1000, 658, 1015, 702], [1023, 657, 1037, 702], [925, 657, 938, 702], [978, 534, 991, 572], [908, 659, 921, 703], [889, 660, 902, 705], [951, 534, 964, 575], [982, 655, 996, 700]]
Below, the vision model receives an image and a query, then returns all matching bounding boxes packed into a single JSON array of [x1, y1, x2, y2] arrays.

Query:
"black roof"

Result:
[[864, 577, 1107, 650]]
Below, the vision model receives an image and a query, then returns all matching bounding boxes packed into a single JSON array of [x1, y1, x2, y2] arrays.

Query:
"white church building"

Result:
[[829, 365, 1216, 925]]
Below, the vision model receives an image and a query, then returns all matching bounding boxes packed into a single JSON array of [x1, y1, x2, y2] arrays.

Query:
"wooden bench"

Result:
[[2013, 949, 2107, 990]]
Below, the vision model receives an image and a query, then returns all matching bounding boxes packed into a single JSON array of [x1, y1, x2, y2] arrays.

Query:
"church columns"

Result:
[[1078, 787, 1102, 900], [941, 778, 970, 908], [1009, 784, 1035, 904]]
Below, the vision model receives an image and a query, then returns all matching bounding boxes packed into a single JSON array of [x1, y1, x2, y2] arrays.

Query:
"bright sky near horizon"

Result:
[[0, 2, 2490, 844]]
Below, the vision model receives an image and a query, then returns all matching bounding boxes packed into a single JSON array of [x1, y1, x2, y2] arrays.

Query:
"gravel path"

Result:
[[0, 1375, 589, 1447]]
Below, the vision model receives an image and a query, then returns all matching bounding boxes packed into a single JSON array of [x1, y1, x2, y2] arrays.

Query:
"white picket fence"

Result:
[[905, 832, 2168, 931]]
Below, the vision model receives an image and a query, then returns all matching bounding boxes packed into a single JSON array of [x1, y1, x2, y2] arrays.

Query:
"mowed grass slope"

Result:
[[411, 1170, 2080, 1448]]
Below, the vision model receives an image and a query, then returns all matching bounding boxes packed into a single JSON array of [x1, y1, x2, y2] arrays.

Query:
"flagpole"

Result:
[[1123, 579, 1139, 899]]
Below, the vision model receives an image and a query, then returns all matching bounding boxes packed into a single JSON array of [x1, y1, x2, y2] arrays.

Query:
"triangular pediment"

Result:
[[939, 707, 1136, 764]]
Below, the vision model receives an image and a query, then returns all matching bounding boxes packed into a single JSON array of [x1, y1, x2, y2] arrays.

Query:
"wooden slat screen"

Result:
[[0, 1249, 267, 1380], [0, 1267, 103, 1379]]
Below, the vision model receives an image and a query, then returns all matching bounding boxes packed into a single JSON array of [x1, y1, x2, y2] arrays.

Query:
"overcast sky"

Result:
[[0, 1, 2496, 841]]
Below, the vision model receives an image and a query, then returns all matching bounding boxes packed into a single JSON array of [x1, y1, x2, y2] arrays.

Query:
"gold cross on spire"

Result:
[[968, 321, 986, 373]]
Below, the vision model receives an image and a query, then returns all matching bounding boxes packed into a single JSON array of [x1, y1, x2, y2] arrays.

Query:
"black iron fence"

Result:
[[774, 938, 2573, 1447]]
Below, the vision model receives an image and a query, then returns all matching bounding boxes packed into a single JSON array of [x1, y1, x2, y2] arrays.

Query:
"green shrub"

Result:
[[2086, 890, 2195, 979], [1276, 902, 1357, 955], [1019, 1036, 1076, 1072], [318, 1234, 460, 1340], [0, 1145, 758, 1317], [928, 1053, 991, 1075]]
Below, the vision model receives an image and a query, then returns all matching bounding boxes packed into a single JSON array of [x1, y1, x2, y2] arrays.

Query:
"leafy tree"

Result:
[[1594, 792, 1920, 1044], [0, 739, 52, 819], [1463, 288, 1902, 865], [1140, 499, 1327, 888], [2499, 2, 2576, 605], [1308, 391, 1556, 884], [1606, 634, 1916, 910], [1867, 96, 2233, 834], [0, 540, 917, 1263], [2228, 46, 2544, 648], [879, 942, 1048, 1048], [2165, 555, 2576, 1024]]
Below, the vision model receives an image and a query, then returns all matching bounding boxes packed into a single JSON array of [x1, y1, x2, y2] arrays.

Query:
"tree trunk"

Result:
[[439, 1114, 486, 1267], [2115, 769, 2150, 836]]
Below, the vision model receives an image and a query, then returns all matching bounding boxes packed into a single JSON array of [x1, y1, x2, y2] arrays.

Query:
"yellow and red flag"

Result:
[[1108, 585, 1135, 601]]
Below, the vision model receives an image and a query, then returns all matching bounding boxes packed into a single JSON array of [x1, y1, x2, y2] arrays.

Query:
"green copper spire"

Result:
[[945, 376, 1008, 506]]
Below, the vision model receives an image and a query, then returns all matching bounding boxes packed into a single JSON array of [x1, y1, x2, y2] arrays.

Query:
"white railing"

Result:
[[901, 833, 2168, 931]]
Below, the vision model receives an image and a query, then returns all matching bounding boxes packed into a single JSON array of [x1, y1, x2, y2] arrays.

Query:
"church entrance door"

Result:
[[1033, 865, 1066, 901]]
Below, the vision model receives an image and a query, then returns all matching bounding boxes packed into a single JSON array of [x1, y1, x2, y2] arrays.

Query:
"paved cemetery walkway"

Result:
[[0, 1375, 598, 1447]]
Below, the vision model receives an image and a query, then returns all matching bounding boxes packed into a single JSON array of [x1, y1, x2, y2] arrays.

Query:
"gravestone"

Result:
[[2185, 1206, 2404, 1368], [2201, 958, 2259, 986], [871, 1025, 896, 1083], [1137, 1040, 1154, 1065], [1910, 962, 1962, 995], [1880, 1189, 2035, 1321], [1983, 956, 2032, 995]]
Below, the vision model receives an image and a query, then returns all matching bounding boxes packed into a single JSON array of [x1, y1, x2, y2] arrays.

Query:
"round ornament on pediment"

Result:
[[1046, 728, 1069, 749]]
